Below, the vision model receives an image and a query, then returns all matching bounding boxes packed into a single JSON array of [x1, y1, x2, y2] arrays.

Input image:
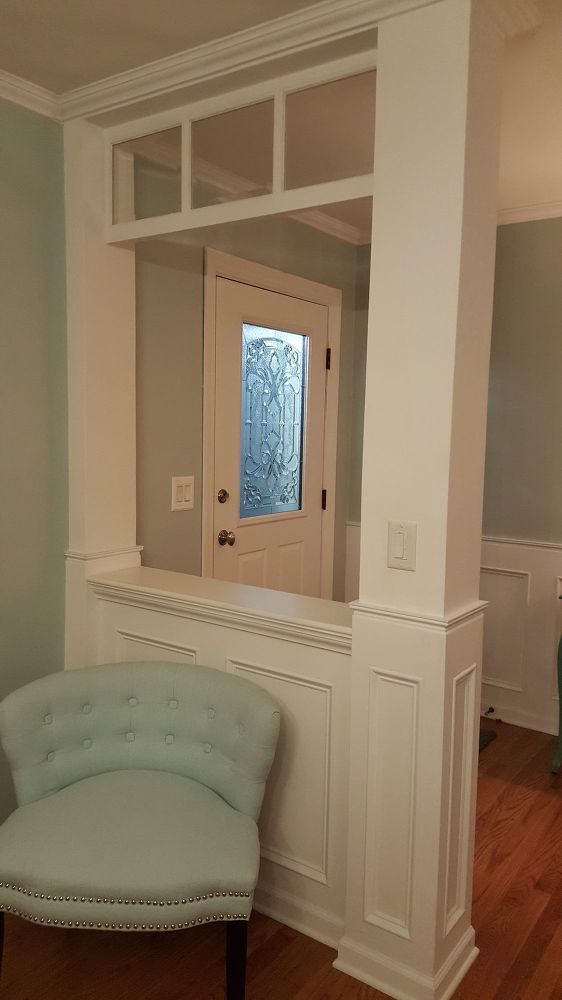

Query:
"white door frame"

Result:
[[202, 248, 342, 599]]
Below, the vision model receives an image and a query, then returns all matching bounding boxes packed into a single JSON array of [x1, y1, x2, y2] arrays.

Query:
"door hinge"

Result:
[[325, 347, 331, 370], [321, 489, 327, 510]]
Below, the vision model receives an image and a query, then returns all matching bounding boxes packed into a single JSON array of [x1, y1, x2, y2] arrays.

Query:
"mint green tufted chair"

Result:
[[0, 661, 281, 998]]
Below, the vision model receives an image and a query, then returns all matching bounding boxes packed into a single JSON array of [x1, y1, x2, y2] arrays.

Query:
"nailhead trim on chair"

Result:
[[0, 882, 251, 905], [0, 903, 250, 930]]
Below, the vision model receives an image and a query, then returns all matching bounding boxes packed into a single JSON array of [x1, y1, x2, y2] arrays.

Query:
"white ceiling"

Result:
[[0, 0, 328, 93]]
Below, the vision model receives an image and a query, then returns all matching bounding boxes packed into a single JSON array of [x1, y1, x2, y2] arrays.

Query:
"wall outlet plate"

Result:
[[171, 476, 194, 511]]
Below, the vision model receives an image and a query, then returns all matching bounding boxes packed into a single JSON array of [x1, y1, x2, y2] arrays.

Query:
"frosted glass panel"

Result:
[[112, 127, 182, 223], [192, 101, 274, 209], [284, 72, 376, 189], [240, 324, 308, 519]]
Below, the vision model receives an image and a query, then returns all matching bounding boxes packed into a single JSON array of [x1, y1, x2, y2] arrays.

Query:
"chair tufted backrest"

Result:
[[0, 661, 280, 821]]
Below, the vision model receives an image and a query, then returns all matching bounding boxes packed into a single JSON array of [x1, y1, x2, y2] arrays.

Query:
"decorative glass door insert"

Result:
[[240, 324, 308, 519]]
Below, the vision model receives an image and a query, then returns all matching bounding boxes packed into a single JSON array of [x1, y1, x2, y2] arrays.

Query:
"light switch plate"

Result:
[[171, 476, 194, 511], [387, 520, 417, 571]]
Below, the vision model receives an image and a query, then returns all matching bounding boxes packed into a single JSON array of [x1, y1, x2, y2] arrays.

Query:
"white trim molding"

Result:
[[482, 534, 562, 551], [350, 599, 487, 633], [1, 0, 541, 122], [0, 69, 59, 119], [498, 200, 562, 226], [65, 545, 143, 562], [54, 0, 440, 121], [89, 570, 352, 654]]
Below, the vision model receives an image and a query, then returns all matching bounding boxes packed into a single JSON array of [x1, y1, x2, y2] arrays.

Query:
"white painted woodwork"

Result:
[[337, 2, 505, 997], [87, 566, 351, 946], [203, 250, 341, 600], [348, 526, 562, 736], [59, 3, 539, 997], [63, 118, 141, 666], [480, 537, 562, 734]]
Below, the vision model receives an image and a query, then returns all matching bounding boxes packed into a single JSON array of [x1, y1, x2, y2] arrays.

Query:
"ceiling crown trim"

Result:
[[0, 0, 542, 123], [0, 69, 59, 120]]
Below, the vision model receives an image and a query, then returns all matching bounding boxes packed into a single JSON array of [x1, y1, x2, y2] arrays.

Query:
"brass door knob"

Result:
[[217, 488, 230, 504], [218, 529, 236, 546]]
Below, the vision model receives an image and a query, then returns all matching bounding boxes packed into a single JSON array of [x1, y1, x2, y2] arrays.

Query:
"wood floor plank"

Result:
[[0, 723, 559, 999]]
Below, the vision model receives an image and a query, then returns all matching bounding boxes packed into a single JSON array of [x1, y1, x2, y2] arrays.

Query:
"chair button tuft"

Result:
[[128, 697, 138, 707], [83, 738, 92, 749], [208, 707, 215, 719], [203, 742, 212, 753], [169, 699, 178, 709], [126, 732, 135, 742], [238, 723, 245, 736], [47, 751, 55, 762], [43, 713, 53, 725], [82, 704, 92, 714], [165, 734, 174, 745]]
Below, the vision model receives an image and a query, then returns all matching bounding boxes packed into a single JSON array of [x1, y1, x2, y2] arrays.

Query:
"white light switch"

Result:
[[387, 521, 417, 571], [171, 476, 194, 511]]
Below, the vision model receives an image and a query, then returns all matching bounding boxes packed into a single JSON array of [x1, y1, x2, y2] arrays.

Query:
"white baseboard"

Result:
[[480, 702, 558, 737], [335, 929, 478, 1000], [254, 881, 343, 950]]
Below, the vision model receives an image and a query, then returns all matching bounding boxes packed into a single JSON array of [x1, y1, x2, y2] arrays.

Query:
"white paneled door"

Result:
[[212, 274, 330, 596]]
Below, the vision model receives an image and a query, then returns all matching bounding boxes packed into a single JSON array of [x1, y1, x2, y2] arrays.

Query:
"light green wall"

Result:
[[482, 218, 562, 544], [136, 217, 365, 601], [0, 99, 67, 819]]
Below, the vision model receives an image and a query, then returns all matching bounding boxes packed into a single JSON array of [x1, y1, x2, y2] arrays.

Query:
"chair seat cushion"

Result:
[[0, 770, 257, 931]]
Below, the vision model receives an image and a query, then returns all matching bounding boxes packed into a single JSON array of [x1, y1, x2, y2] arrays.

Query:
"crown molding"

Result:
[[498, 199, 562, 225], [56, 0, 443, 121], [0, 0, 542, 123], [0, 69, 59, 120]]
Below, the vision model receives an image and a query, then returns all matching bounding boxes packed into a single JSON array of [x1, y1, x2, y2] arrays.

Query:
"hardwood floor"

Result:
[[1, 723, 560, 999]]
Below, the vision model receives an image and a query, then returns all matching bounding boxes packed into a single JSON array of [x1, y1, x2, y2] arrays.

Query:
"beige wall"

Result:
[[136, 216, 368, 600], [482, 217, 562, 544]]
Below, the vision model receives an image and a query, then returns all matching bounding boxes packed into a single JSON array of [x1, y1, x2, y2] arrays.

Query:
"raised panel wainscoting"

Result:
[[85, 566, 352, 949], [345, 528, 561, 736]]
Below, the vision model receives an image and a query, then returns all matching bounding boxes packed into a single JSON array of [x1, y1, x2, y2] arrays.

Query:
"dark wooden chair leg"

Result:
[[226, 919, 247, 1000], [0, 911, 4, 980]]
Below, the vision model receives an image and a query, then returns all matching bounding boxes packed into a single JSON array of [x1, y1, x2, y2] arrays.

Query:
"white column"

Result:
[[64, 118, 140, 666], [337, 2, 503, 997]]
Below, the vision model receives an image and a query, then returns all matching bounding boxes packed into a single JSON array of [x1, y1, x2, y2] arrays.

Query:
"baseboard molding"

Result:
[[254, 881, 343, 950], [480, 702, 557, 736], [335, 929, 478, 1000]]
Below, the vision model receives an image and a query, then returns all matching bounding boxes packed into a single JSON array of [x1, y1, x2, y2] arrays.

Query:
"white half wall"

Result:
[[87, 566, 352, 947]]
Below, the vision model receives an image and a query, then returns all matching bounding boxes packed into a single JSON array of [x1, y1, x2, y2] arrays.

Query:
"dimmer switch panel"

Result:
[[171, 476, 194, 511], [387, 521, 417, 571]]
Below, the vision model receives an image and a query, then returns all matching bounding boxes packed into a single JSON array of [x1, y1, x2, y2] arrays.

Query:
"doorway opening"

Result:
[[135, 198, 371, 602]]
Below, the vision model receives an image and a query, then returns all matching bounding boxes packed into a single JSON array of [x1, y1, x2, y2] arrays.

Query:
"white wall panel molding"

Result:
[[351, 600, 487, 633], [442, 664, 477, 937], [482, 534, 562, 551], [115, 630, 198, 664], [226, 658, 332, 885], [364, 669, 419, 939], [88, 575, 350, 951], [89, 577, 352, 654], [0, 69, 59, 120], [480, 540, 562, 734], [480, 566, 529, 694]]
